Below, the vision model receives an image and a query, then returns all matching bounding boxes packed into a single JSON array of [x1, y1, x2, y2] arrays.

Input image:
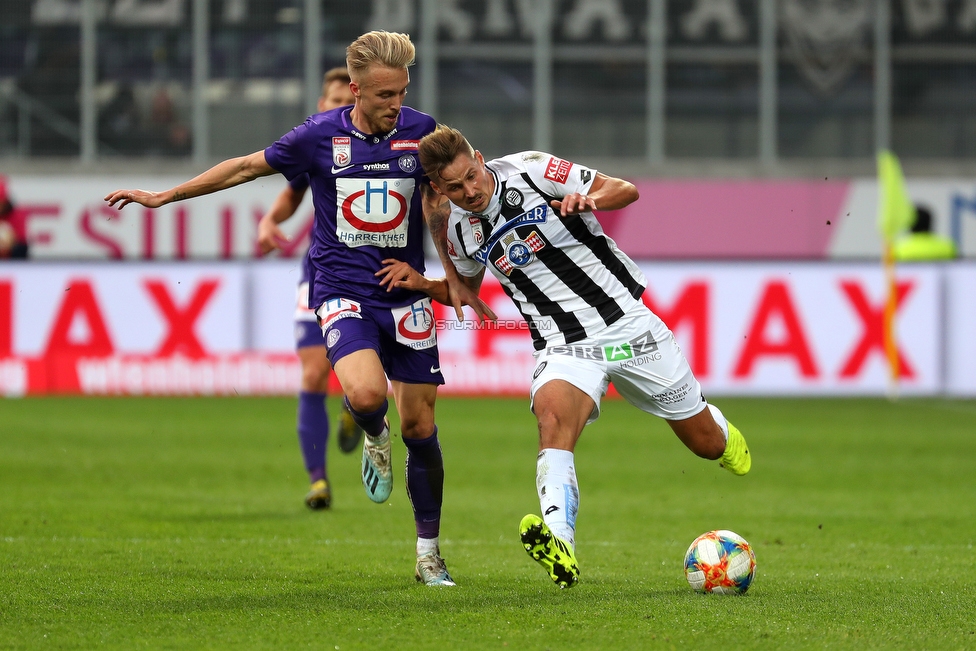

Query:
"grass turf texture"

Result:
[[1, 397, 975, 650]]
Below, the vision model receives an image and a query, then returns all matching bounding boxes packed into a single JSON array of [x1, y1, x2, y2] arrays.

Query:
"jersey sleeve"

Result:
[[446, 223, 483, 278], [288, 173, 310, 193], [522, 151, 596, 199], [264, 117, 319, 182]]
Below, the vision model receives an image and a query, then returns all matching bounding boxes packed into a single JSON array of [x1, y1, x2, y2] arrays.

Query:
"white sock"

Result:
[[536, 448, 579, 549], [417, 536, 439, 557], [707, 403, 730, 442]]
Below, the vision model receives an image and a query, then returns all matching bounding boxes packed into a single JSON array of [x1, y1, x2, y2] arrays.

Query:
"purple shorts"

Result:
[[315, 296, 444, 385], [294, 281, 325, 350]]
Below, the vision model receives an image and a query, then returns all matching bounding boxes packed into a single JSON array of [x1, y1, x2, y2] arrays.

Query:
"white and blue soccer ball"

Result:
[[683, 530, 756, 594]]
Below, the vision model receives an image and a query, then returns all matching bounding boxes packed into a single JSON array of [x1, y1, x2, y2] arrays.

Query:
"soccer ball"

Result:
[[683, 530, 756, 594]]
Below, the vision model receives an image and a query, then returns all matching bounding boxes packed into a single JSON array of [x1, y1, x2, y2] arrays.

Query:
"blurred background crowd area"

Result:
[[0, 0, 974, 170]]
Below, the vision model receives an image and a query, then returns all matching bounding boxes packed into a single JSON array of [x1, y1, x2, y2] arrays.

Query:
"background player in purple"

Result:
[[257, 67, 363, 512], [105, 31, 490, 587]]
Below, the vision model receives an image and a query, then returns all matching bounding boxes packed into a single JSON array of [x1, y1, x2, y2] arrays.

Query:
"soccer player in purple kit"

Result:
[[105, 31, 490, 587], [257, 67, 364, 512]]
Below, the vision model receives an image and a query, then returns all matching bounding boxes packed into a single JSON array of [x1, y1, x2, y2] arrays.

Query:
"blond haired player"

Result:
[[107, 34, 490, 587]]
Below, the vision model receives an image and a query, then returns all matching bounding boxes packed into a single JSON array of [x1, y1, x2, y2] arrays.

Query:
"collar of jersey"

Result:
[[340, 108, 402, 140]]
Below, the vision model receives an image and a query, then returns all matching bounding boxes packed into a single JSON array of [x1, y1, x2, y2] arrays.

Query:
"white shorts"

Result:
[[529, 304, 707, 424]]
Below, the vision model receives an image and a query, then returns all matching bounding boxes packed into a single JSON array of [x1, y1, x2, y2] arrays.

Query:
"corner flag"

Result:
[[876, 150, 913, 391]]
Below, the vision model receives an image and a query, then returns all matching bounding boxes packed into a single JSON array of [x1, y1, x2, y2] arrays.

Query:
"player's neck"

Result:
[[349, 107, 387, 136]]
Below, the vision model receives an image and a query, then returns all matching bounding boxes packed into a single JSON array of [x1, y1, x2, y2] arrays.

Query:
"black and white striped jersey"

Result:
[[446, 151, 647, 350]]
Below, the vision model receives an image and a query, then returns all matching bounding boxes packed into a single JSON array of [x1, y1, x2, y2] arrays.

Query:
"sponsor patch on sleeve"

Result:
[[544, 156, 573, 184]]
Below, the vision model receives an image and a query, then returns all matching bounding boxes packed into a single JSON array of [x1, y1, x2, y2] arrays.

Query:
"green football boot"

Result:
[[719, 422, 751, 476], [519, 514, 579, 589]]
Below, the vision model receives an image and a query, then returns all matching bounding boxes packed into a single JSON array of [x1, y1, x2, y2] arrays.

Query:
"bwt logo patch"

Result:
[[392, 298, 436, 350], [332, 137, 351, 166], [544, 157, 572, 184], [335, 178, 415, 248]]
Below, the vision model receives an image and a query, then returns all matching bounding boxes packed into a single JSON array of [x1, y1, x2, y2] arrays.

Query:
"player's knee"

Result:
[[535, 408, 575, 449], [399, 414, 434, 440], [343, 385, 387, 414]]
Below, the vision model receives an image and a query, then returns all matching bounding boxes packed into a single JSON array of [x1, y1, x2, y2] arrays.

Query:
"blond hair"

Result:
[[345, 31, 415, 80], [418, 125, 476, 181]]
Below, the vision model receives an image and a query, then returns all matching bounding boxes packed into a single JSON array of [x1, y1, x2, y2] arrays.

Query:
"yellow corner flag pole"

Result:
[[876, 150, 914, 397]]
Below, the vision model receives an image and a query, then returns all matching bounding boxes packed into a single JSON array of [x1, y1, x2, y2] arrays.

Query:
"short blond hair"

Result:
[[345, 31, 415, 80], [419, 125, 476, 182]]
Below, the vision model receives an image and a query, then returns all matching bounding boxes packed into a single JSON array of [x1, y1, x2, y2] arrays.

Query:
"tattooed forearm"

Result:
[[172, 191, 187, 201], [421, 186, 453, 266]]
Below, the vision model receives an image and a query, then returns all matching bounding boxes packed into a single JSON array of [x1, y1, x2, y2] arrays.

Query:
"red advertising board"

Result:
[[2, 260, 971, 397]]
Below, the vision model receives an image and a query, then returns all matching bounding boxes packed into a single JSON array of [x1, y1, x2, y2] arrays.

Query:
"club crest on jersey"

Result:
[[493, 231, 545, 275], [505, 188, 524, 209], [544, 157, 572, 184], [332, 137, 351, 167], [391, 298, 437, 350], [398, 154, 417, 173], [472, 204, 549, 265]]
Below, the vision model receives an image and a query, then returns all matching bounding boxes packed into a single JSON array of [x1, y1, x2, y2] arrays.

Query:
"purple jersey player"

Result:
[[256, 68, 364, 513], [106, 31, 490, 587]]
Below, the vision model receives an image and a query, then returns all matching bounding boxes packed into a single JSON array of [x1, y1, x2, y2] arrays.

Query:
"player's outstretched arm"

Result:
[[375, 260, 496, 322], [376, 259, 450, 303], [550, 172, 638, 217], [257, 185, 307, 255], [104, 150, 277, 210]]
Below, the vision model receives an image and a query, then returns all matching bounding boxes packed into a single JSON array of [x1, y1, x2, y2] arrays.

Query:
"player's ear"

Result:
[[349, 80, 361, 99], [474, 151, 485, 166], [428, 180, 445, 197]]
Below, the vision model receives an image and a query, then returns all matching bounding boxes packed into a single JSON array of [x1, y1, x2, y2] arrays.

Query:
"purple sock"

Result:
[[344, 396, 388, 438], [403, 428, 444, 540], [297, 391, 329, 483]]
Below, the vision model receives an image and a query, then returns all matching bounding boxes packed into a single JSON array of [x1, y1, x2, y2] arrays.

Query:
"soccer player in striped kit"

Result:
[[380, 125, 752, 589]]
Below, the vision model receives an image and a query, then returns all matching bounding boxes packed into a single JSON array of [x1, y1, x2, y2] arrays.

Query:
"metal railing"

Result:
[[1, 0, 974, 166]]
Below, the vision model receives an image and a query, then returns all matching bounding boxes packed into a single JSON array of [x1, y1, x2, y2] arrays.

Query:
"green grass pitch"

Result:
[[2, 395, 975, 649]]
